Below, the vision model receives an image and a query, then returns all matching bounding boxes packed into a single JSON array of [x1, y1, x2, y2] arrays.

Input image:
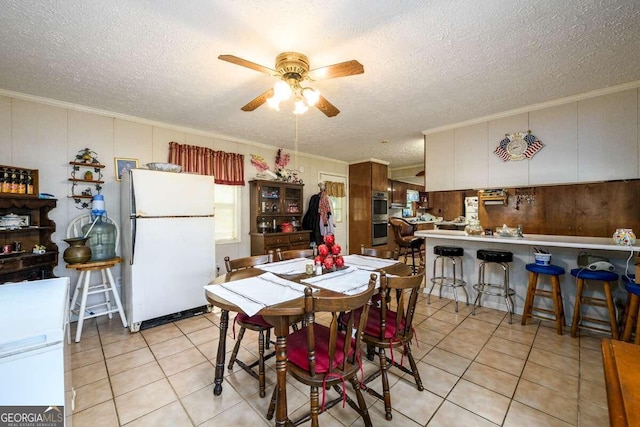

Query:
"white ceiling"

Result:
[[1, 1, 639, 170]]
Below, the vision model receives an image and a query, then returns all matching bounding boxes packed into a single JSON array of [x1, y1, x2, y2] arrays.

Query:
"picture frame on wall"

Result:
[[114, 158, 139, 181]]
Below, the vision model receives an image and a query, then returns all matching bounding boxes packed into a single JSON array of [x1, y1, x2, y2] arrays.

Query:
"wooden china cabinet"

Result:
[[0, 195, 58, 284], [249, 180, 311, 255]]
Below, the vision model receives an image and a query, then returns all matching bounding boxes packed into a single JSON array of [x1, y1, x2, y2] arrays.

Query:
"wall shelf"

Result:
[[69, 150, 104, 209]]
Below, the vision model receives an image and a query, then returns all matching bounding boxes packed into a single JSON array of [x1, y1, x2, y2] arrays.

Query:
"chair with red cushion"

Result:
[[347, 268, 425, 420], [267, 277, 376, 427], [224, 253, 274, 397]]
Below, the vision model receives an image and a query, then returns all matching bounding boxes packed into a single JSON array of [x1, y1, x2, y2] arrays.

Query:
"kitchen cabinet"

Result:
[[391, 180, 407, 204], [249, 180, 310, 255], [348, 161, 389, 251], [454, 123, 488, 190], [425, 130, 455, 191], [0, 196, 58, 284], [577, 90, 638, 182]]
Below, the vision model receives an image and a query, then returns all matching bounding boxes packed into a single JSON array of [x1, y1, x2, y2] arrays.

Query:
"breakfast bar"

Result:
[[415, 229, 640, 323]]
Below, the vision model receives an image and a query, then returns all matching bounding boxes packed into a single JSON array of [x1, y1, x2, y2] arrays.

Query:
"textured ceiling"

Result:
[[1, 1, 639, 170]]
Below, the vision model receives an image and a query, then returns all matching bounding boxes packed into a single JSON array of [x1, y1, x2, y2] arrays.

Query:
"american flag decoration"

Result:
[[494, 130, 544, 162]]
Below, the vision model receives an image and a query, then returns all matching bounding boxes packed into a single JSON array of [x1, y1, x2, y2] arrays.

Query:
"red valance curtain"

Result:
[[168, 142, 245, 186]]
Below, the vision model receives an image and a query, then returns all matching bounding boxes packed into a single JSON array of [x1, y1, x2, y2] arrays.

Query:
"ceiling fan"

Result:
[[218, 52, 364, 117]]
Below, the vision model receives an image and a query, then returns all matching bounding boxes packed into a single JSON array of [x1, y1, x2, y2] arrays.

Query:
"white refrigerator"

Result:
[[121, 168, 216, 332]]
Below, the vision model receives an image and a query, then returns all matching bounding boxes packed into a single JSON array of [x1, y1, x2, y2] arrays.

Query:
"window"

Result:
[[215, 184, 240, 242], [328, 195, 343, 223]]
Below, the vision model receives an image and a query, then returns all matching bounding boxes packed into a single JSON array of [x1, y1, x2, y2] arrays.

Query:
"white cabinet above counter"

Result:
[[423, 87, 640, 192]]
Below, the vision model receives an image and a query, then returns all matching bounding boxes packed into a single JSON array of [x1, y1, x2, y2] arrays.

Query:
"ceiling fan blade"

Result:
[[241, 88, 274, 112], [218, 55, 277, 77], [308, 60, 364, 80], [315, 95, 340, 117]]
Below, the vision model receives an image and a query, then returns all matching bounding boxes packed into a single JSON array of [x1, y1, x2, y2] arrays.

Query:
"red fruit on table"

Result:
[[331, 244, 341, 255], [324, 234, 335, 246], [335, 255, 344, 267], [314, 255, 324, 265], [323, 256, 334, 270], [318, 244, 329, 257]]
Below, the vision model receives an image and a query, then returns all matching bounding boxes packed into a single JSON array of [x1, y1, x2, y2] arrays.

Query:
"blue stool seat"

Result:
[[522, 263, 566, 334], [570, 268, 618, 282], [623, 274, 636, 286], [570, 268, 619, 338], [526, 263, 565, 276]]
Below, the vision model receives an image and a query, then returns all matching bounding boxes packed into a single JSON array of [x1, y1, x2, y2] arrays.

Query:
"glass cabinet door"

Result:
[[259, 185, 280, 213], [283, 187, 301, 213]]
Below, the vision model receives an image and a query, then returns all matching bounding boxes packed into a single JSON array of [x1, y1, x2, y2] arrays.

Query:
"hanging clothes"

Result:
[[302, 193, 322, 245], [318, 190, 335, 237]]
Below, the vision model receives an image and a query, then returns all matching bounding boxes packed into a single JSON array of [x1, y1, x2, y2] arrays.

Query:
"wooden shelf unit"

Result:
[[249, 180, 310, 255], [0, 196, 58, 283]]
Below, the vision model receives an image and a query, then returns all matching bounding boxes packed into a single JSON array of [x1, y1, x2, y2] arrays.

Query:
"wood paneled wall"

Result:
[[427, 180, 640, 237]]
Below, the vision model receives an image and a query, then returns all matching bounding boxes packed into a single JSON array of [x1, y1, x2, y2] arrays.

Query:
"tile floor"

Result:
[[69, 294, 610, 426]]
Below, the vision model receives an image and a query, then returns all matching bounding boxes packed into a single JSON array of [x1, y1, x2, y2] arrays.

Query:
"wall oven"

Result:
[[372, 221, 388, 246], [371, 191, 389, 246], [372, 191, 389, 222]]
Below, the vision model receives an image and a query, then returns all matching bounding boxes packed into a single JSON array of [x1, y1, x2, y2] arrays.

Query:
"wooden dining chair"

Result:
[[267, 277, 377, 427], [224, 253, 273, 397], [276, 247, 314, 261], [360, 244, 399, 260], [346, 268, 425, 420], [224, 253, 272, 272]]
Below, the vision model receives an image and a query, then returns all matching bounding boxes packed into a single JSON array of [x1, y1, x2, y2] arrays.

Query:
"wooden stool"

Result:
[[522, 263, 566, 334], [473, 249, 515, 323], [570, 268, 619, 339], [621, 275, 639, 342], [67, 257, 127, 342], [429, 245, 468, 312]]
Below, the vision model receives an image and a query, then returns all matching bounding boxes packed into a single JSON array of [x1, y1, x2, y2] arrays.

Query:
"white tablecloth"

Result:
[[255, 258, 311, 275], [301, 267, 380, 295], [341, 254, 398, 270], [204, 272, 310, 316]]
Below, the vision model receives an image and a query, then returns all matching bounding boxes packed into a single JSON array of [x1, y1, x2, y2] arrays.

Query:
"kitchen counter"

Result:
[[414, 229, 640, 252], [415, 229, 638, 322]]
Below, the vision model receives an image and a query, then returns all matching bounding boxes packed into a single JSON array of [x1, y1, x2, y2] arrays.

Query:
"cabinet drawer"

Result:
[[265, 235, 288, 246], [290, 233, 310, 243], [0, 258, 21, 272]]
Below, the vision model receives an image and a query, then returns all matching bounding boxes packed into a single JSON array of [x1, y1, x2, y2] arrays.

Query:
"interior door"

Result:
[[319, 172, 348, 253]]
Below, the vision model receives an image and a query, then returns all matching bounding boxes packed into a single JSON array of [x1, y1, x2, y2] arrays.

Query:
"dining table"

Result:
[[204, 255, 413, 427]]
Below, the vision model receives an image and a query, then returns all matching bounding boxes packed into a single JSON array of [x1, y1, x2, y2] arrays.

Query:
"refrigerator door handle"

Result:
[[130, 217, 136, 265]]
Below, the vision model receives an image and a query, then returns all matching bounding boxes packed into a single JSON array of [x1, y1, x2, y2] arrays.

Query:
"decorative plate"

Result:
[[494, 131, 544, 162]]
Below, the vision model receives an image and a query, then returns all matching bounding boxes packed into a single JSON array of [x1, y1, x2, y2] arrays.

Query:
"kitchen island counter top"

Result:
[[414, 229, 640, 252]]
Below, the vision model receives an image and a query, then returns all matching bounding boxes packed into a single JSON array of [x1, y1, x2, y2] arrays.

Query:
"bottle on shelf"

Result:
[[26, 172, 33, 195], [17, 170, 26, 194], [0, 168, 6, 193], [9, 169, 18, 194]]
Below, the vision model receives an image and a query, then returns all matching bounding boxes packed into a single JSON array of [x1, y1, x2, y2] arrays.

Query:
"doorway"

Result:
[[319, 172, 348, 254]]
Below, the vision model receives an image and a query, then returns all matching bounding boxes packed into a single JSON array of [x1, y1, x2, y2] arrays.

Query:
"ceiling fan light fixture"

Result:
[[266, 96, 281, 110], [293, 99, 309, 115], [273, 80, 292, 101], [302, 87, 320, 106]]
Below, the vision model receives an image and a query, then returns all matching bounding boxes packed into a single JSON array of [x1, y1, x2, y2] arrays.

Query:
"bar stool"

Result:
[[389, 217, 424, 274], [570, 268, 619, 339], [473, 249, 515, 323], [66, 214, 127, 342], [428, 245, 468, 312], [621, 275, 638, 342], [521, 263, 566, 334]]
